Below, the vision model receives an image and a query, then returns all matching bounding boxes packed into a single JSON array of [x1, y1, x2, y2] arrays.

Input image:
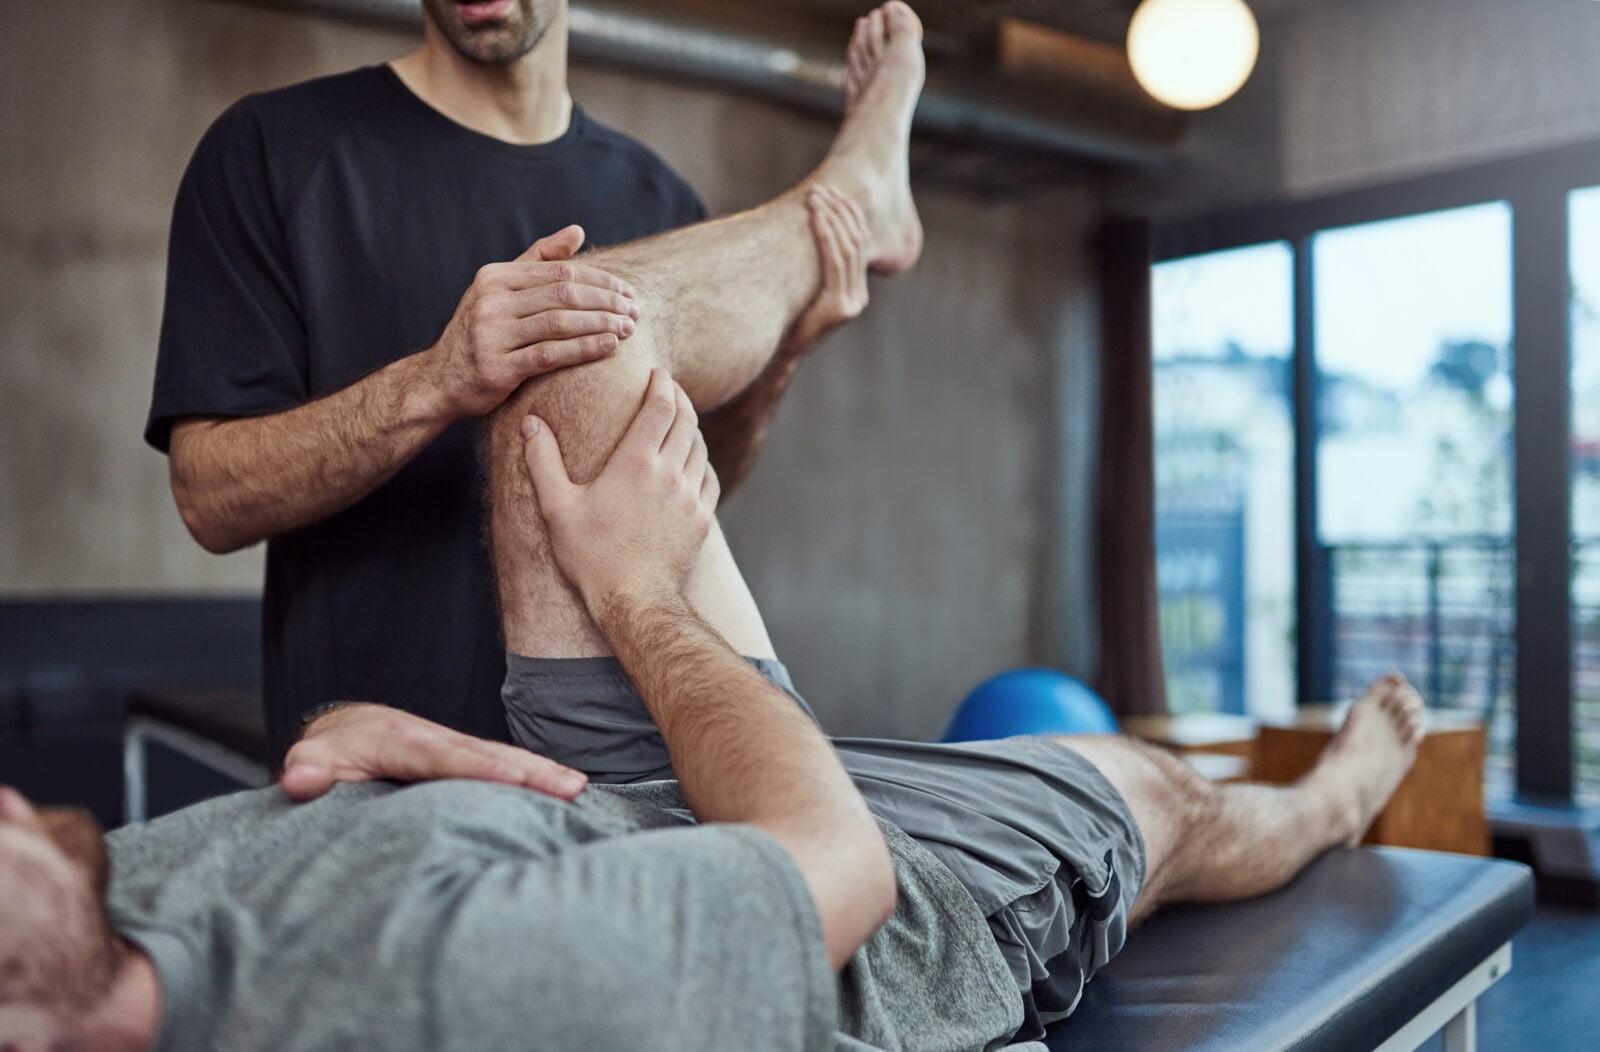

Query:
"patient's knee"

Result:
[[486, 339, 659, 487], [1133, 739, 1219, 830]]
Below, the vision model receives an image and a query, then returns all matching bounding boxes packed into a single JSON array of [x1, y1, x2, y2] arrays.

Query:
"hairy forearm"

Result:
[[169, 349, 451, 552], [595, 589, 894, 967], [598, 588, 848, 826]]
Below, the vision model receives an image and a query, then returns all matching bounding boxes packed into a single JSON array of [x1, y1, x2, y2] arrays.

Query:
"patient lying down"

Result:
[[0, 376, 1424, 1050]]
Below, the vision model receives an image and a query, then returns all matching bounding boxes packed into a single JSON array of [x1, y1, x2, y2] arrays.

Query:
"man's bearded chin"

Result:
[[0, 808, 122, 1021], [40, 807, 112, 896], [423, 0, 554, 66]]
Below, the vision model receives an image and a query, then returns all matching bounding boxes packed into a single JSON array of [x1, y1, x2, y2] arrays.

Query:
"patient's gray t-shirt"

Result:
[[107, 780, 1026, 1051]]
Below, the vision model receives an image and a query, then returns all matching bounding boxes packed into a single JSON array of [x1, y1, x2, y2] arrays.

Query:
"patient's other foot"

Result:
[[816, 1, 924, 275], [1308, 674, 1425, 845]]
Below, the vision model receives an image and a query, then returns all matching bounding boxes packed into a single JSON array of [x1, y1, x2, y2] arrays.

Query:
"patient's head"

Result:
[[0, 786, 124, 1042]]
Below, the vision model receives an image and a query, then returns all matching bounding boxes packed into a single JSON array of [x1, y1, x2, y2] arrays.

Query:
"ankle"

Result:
[[1298, 767, 1363, 845]]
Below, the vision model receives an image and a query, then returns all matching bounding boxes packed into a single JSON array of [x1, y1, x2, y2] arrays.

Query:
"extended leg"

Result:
[[1060, 675, 1426, 923]]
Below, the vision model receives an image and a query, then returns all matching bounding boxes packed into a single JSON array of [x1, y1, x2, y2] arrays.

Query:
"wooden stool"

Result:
[[1123, 712, 1259, 783], [1122, 712, 1259, 760], [1253, 705, 1490, 856]]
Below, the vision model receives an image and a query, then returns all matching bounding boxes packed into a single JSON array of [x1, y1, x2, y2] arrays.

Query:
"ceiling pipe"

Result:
[[269, 0, 1181, 165]]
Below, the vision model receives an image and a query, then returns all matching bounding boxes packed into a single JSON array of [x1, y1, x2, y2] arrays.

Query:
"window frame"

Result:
[[1153, 138, 1600, 804]]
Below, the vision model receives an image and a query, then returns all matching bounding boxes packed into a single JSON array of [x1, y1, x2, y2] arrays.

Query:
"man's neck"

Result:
[[69, 942, 161, 1050], [390, 11, 572, 145]]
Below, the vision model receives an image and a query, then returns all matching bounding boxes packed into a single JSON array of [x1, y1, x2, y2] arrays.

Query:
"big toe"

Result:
[[883, 1, 923, 39]]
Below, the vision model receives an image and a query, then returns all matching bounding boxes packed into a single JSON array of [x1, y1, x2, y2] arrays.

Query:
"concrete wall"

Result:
[[0, 0, 1103, 739], [1278, 0, 1600, 197]]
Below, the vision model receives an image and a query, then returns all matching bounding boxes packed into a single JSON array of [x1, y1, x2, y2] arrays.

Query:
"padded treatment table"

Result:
[[1046, 847, 1533, 1052]]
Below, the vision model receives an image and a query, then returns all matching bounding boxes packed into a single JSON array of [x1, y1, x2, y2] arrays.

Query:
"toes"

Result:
[[1378, 690, 1413, 727], [871, 7, 889, 55], [1375, 682, 1425, 747], [846, 34, 868, 93], [883, 0, 924, 39], [849, 16, 871, 62], [858, 15, 880, 65]]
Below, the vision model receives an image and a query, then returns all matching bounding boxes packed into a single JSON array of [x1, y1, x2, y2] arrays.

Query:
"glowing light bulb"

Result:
[[1127, 0, 1260, 111]]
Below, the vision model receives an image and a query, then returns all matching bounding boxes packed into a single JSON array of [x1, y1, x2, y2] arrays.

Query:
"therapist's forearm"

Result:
[[167, 349, 453, 553], [594, 588, 895, 969]]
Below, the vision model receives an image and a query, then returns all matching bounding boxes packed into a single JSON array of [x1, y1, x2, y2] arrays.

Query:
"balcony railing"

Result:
[[1326, 537, 1516, 797], [1326, 536, 1600, 805]]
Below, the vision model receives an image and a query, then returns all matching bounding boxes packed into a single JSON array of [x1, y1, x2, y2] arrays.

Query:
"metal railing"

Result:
[[1325, 536, 1600, 805], [1326, 537, 1516, 796]]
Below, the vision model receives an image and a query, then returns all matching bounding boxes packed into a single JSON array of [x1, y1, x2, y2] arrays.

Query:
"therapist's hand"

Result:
[[521, 367, 719, 614], [280, 702, 589, 803], [426, 224, 642, 420]]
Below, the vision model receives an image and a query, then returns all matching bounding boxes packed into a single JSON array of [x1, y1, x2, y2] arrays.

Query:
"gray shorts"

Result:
[[503, 654, 1146, 1037]]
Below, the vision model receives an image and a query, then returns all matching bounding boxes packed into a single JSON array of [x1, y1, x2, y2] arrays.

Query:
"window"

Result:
[[1152, 243, 1295, 718], [1312, 204, 1516, 796], [1153, 144, 1600, 807], [1570, 185, 1600, 807]]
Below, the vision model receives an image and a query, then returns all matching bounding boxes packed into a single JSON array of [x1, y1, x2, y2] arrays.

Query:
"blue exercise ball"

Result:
[[940, 668, 1119, 742]]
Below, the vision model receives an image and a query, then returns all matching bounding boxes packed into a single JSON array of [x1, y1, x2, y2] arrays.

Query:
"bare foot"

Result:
[[815, 1, 924, 275], [1308, 673, 1426, 845]]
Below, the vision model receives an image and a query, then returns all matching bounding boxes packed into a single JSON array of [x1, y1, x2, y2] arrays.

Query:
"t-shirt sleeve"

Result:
[[674, 177, 708, 227], [145, 102, 310, 452], [433, 823, 837, 1050]]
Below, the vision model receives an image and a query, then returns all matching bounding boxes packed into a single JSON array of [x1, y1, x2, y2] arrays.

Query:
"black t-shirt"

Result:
[[147, 67, 705, 760]]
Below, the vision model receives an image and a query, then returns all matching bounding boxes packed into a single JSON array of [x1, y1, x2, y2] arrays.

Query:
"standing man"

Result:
[[147, 0, 859, 759]]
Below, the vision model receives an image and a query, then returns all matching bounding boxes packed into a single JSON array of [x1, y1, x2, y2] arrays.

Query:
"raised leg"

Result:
[[1058, 674, 1426, 922], [484, 2, 925, 658]]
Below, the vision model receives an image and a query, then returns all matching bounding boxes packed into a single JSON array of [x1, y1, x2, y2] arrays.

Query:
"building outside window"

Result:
[[1569, 185, 1600, 807], [1312, 203, 1516, 798], [1152, 243, 1295, 720]]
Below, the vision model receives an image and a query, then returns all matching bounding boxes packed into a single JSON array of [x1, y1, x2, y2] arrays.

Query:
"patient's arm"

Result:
[[521, 371, 896, 969]]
